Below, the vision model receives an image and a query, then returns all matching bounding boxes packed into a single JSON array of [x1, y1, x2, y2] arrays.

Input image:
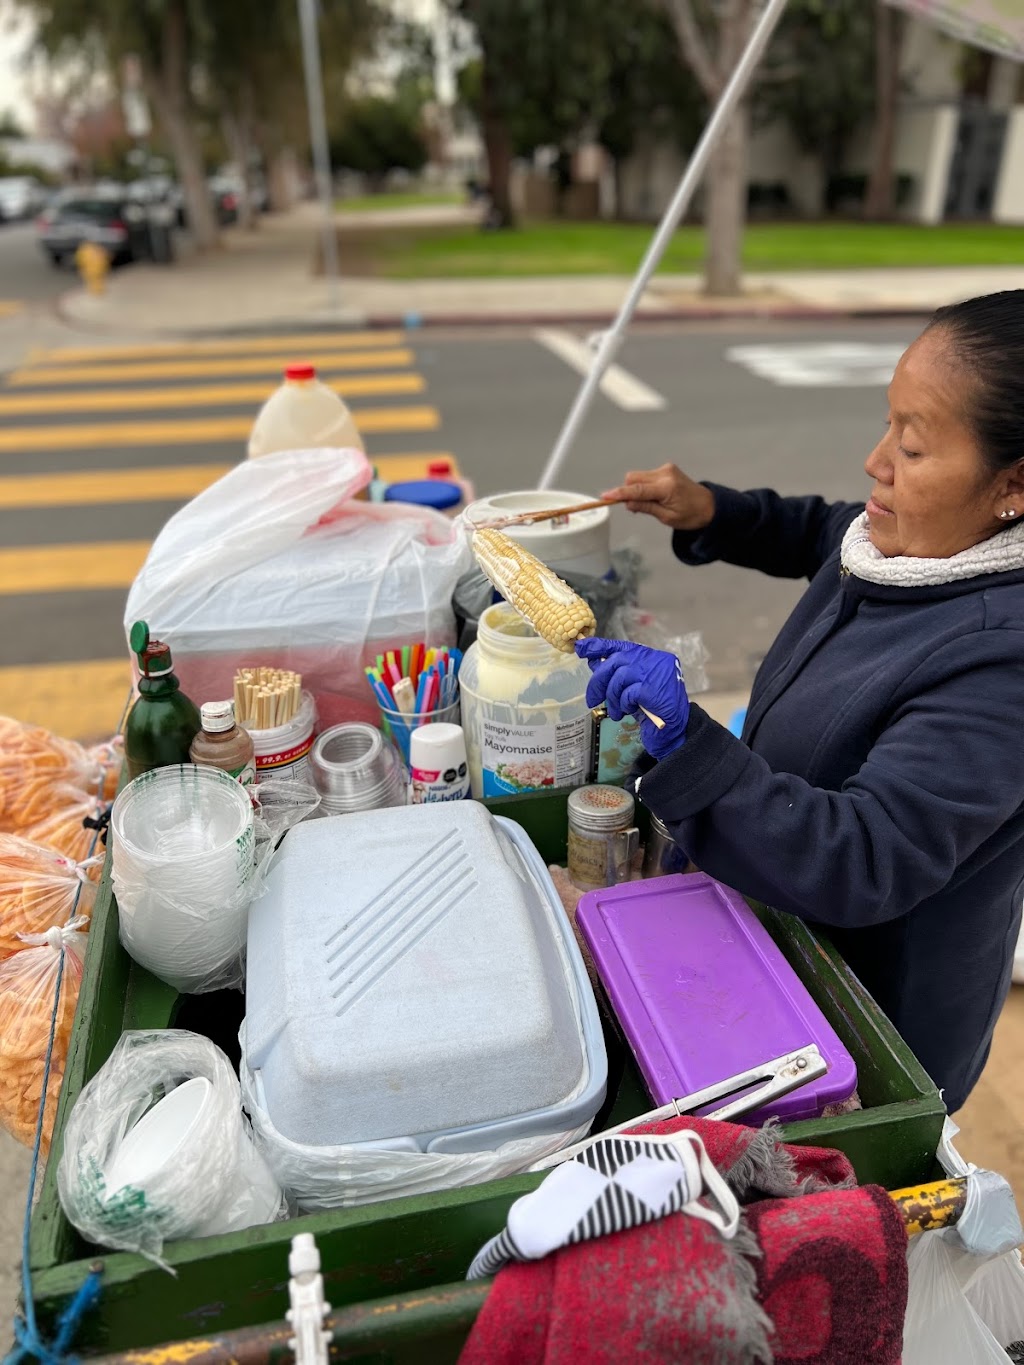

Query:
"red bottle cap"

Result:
[[427, 459, 452, 477], [284, 363, 316, 381]]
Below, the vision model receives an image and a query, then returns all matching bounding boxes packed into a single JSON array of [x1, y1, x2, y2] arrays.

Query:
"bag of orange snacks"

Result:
[[0, 719, 122, 836], [0, 836, 98, 959]]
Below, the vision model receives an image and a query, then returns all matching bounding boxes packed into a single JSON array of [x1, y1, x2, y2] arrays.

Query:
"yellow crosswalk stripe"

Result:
[[0, 452, 458, 509], [0, 374, 425, 416], [0, 660, 131, 740], [7, 350, 416, 387], [0, 542, 149, 594], [0, 407, 440, 452], [0, 301, 24, 319], [31, 331, 405, 364], [0, 466, 234, 509]]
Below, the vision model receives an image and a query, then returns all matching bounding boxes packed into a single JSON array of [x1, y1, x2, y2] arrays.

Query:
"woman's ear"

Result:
[[996, 459, 1024, 508]]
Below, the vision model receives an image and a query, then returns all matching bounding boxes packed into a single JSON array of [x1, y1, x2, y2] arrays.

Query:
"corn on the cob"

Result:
[[471, 527, 596, 653]]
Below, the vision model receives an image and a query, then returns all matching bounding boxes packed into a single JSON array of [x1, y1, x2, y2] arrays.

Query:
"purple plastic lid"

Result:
[[576, 873, 857, 1125]]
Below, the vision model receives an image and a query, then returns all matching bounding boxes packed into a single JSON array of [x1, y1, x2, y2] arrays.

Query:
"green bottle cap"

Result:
[[131, 620, 173, 675]]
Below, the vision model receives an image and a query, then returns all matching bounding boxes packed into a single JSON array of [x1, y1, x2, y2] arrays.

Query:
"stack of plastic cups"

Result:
[[111, 765, 256, 993], [309, 724, 407, 815]]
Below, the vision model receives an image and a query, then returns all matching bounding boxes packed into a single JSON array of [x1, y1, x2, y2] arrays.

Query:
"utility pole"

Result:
[[297, 0, 341, 312]]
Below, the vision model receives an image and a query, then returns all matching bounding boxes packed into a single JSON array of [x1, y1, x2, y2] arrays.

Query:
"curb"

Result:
[[51, 295, 937, 339]]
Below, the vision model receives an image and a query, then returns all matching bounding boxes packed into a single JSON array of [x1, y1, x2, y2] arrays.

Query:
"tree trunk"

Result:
[[703, 101, 748, 295], [266, 146, 299, 211], [222, 111, 257, 231], [702, 0, 752, 297], [479, 58, 515, 229], [145, 0, 220, 251], [864, 2, 904, 220]]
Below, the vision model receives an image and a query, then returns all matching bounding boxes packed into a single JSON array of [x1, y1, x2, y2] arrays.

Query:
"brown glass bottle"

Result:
[[189, 701, 257, 783]]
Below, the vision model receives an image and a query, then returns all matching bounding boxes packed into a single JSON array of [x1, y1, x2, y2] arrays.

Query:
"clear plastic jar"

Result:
[[460, 603, 593, 799]]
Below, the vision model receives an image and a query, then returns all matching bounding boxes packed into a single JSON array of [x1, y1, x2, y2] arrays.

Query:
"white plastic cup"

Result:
[[409, 723, 470, 803]]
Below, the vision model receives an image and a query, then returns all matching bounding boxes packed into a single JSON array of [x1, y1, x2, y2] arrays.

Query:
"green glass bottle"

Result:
[[124, 621, 202, 781]]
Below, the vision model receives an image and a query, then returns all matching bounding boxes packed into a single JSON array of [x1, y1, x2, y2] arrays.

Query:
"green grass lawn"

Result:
[[348, 219, 1024, 278], [334, 189, 464, 213]]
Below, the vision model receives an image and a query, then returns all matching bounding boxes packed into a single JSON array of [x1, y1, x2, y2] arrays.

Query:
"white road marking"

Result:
[[727, 342, 905, 387], [534, 328, 667, 411]]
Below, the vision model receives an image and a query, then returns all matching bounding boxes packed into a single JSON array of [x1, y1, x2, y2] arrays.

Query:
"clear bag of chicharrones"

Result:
[[0, 918, 88, 1152], [0, 719, 122, 833], [0, 835, 98, 960]]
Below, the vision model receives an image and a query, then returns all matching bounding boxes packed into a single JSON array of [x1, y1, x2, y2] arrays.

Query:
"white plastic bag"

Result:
[[58, 1031, 285, 1267], [124, 449, 472, 731], [904, 1231, 1009, 1365], [238, 1024, 591, 1211]]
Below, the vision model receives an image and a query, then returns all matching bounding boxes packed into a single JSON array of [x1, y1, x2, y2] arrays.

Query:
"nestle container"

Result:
[[459, 603, 592, 799], [576, 873, 857, 1124], [244, 803, 606, 1152]]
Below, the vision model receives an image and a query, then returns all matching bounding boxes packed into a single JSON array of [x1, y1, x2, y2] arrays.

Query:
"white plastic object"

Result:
[[409, 723, 470, 803], [57, 1030, 285, 1266], [244, 691, 317, 784], [459, 603, 592, 799], [111, 767, 319, 994], [248, 364, 364, 458], [244, 805, 605, 1152], [124, 449, 470, 733], [903, 1231, 1009, 1364], [287, 1233, 331, 1365], [463, 491, 611, 578]]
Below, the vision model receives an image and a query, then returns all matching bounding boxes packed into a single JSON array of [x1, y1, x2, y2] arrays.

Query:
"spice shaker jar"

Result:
[[567, 785, 639, 891], [642, 811, 689, 879]]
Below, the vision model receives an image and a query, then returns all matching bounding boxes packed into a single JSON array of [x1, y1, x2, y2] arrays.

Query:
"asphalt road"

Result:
[[0, 314, 922, 1335]]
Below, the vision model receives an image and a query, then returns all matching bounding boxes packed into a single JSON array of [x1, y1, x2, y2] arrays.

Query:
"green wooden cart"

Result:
[[26, 788, 946, 1361]]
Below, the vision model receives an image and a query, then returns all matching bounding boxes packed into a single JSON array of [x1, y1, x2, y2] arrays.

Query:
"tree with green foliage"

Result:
[[330, 96, 428, 183], [757, 0, 876, 215]]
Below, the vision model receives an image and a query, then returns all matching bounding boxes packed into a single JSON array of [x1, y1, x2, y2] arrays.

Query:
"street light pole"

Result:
[[297, 0, 341, 313]]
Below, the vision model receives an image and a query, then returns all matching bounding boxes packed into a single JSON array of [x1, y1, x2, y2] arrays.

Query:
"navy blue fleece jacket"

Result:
[[638, 484, 1024, 1113]]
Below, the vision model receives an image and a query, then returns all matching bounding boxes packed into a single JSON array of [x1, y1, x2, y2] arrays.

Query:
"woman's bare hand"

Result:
[[602, 464, 715, 532]]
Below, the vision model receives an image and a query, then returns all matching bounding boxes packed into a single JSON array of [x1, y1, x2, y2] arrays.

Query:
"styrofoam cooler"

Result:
[[576, 873, 857, 1124], [244, 804, 606, 1153]]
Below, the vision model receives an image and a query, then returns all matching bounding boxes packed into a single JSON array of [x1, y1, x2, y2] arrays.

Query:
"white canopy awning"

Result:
[[884, 0, 1024, 62]]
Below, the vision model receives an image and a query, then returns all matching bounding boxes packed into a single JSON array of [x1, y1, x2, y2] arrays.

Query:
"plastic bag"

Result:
[[21, 786, 108, 871], [0, 720, 122, 833], [606, 605, 711, 695], [904, 1231, 1009, 1364], [58, 1030, 285, 1267], [0, 836, 99, 958], [0, 918, 88, 1152], [238, 1024, 591, 1211], [124, 449, 471, 731]]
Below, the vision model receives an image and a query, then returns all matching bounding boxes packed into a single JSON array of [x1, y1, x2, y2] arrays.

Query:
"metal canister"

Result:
[[567, 785, 639, 891], [642, 811, 688, 879]]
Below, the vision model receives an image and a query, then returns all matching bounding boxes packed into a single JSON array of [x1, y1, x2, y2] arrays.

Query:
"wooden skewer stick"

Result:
[[483, 497, 621, 530]]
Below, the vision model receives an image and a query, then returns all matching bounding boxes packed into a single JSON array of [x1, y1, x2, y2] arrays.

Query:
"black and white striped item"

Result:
[[467, 1129, 740, 1281]]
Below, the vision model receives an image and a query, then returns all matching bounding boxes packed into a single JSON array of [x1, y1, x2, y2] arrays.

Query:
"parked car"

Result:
[[0, 176, 48, 222], [36, 191, 144, 267]]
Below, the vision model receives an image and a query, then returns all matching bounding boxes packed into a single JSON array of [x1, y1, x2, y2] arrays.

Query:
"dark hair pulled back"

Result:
[[927, 290, 1024, 474]]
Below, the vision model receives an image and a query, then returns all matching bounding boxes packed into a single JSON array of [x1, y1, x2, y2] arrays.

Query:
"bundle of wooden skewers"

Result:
[[233, 668, 303, 731]]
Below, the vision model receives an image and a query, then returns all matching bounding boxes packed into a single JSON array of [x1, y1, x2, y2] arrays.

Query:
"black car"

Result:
[[36, 193, 144, 268]]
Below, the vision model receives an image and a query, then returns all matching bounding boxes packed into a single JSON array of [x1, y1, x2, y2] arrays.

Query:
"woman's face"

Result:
[[864, 328, 1020, 558]]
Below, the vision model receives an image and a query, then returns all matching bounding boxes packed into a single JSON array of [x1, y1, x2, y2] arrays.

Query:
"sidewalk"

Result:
[[55, 203, 1024, 336]]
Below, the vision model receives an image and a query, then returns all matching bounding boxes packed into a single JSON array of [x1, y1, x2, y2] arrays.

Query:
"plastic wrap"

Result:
[[58, 1031, 285, 1267], [238, 1026, 592, 1211], [21, 786, 109, 871], [0, 836, 99, 958], [606, 605, 711, 695], [124, 449, 470, 731], [0, 918, 88, 1152], [111, 770, 319, 994]]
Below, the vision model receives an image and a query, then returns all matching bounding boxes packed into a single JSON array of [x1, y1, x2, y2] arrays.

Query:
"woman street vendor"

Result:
[[579, 290, 1024, 1114]]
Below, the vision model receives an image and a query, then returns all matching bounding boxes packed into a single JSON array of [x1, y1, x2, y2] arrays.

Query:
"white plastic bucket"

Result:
[[465, 490, 612, 579], [242, 690, 317, 783]]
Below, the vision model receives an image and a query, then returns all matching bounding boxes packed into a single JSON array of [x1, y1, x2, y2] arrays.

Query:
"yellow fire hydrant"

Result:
[[76, 241, 111, 295]]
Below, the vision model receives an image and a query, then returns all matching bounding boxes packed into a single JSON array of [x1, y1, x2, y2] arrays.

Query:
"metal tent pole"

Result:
[[537, 0, 790, 491], [298, 0, 341, 313]]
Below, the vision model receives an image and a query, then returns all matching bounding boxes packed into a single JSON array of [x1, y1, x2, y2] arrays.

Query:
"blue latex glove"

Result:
[[576, 638, 690, 760]]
